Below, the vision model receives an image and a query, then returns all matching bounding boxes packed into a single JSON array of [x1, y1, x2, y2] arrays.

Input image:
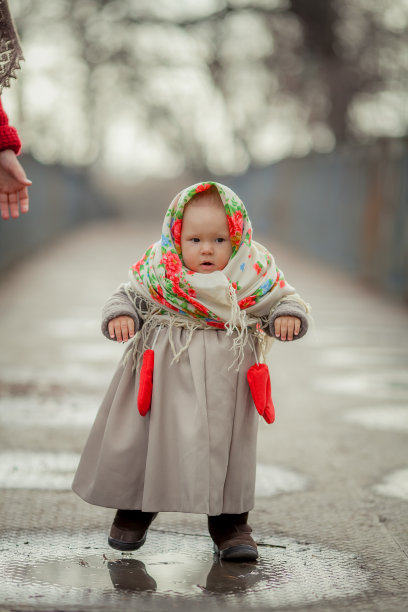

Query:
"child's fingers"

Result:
[[287, 320, 295, 341], [112, 319, 124, 342], [287, 317, 301, 340], [294, 317, 301, 336], [275, 316, 301, 341], [114, 321, 122, 342], [108, 317, 135, 342], [279, 318, 288, 341], [121, 319, 131, 342], [128, 318, 135, 338], [108, 320, 115, 339]]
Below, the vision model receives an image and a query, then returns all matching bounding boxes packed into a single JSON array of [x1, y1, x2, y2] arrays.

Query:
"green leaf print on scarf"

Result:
[[129, 181, 295, 328]]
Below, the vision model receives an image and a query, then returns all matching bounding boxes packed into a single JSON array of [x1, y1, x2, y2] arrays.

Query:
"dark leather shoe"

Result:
[[108, 510, 157, 551], [208, 512, 258, 561]]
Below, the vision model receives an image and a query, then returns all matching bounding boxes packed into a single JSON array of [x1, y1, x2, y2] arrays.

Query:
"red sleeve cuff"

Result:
[[0, 125, 22, 154]]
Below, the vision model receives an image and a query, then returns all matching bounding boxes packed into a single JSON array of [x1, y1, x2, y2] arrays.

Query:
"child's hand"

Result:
[[274, 316, 301, 341], [108, 316, 135, 343]]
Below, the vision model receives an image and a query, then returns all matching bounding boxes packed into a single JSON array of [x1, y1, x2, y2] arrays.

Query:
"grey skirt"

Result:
[[72, 327, 259, 515]]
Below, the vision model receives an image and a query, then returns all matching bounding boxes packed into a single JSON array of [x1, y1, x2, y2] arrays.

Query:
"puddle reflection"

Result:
[[108, 558, 157, 592], [107, 554, 289, 595], [204, 556, 288, 594]]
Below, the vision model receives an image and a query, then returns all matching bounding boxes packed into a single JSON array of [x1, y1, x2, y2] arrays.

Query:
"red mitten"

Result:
[[263, 370, 275, 424], [247, 363, 275, 424], [137, 350, 154, 416]]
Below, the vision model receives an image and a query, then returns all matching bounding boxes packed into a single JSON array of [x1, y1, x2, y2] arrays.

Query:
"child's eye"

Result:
[[191, 237, 200, 243], [215, 238, 226, 243]]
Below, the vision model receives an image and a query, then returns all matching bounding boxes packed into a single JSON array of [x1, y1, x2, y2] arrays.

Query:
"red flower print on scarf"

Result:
[[173, 280, 211, 316], [161, 251, 182, 277], [279, 279, 286, 288], [132, 260, 142, 275], [206, 320, 225, 329], [244, 228, 252, 246], [253, 262, 262, 275], [238, 295, 257, 309], [227, 210, 243, 249], [195, 183, 211, 193], [150, 285, 179, 312], [171, 218, 182, 248]]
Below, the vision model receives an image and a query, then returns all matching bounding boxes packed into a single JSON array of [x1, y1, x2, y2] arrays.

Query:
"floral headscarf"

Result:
[[129, 181, 296, 329]]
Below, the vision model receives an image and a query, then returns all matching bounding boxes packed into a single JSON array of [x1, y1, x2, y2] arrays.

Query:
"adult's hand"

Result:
[[0, 149, 32, 220]]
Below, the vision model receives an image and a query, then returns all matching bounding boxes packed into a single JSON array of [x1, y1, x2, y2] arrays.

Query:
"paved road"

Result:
[[0, 219, 407, 612]]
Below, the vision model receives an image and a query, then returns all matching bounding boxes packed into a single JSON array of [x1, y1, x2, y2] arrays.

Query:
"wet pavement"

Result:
[[0, 220, 407, 612]]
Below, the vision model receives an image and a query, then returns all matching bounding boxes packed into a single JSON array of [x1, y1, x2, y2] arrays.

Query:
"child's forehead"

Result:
[[183, 200, 227, 224], [183, 197, 227, 221], [185, 188, 224, 210]]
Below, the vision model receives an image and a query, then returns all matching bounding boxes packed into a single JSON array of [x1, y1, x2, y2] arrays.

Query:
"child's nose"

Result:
[[201, 241, 213, 254]]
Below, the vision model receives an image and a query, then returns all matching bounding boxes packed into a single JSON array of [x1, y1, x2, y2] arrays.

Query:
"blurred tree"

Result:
[[9, 0, 408, 177]]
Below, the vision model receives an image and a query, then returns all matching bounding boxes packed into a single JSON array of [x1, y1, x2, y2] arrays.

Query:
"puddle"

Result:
[[344, 406, 408, 432], [0, 453, 307, 500], [0, 530, 370, 608], [373, 467, 408, 502]]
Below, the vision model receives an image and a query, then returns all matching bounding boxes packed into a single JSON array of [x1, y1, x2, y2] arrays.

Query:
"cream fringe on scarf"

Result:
[[121, 283, 280, 373]]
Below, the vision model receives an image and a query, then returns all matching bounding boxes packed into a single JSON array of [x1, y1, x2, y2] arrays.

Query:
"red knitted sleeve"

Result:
[[0, 97, 22, 154]]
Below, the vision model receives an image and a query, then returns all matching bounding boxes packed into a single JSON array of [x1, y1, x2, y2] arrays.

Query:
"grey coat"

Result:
[[72, 287, 309, 514]]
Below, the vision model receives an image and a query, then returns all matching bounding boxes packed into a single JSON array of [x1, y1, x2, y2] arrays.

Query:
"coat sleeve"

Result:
[[260, 294, 310, 341], [0, 98, 22, 154], [101, 285, 145, 340]]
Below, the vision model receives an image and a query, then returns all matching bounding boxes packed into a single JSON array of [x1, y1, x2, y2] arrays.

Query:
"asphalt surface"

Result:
[[0, 219, 407, 612]]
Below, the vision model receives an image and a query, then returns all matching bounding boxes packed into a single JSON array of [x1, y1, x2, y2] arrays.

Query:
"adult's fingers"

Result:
[[19, 186, 29, 214], [8, 192, 19, 219], [0, 193, 10, 219]]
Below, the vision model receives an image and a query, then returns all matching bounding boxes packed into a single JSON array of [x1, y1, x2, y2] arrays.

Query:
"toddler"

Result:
[[72, 181, 310, 561]]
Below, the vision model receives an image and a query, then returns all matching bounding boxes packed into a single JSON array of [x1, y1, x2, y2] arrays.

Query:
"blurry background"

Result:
[[1, 0, 407, 297]]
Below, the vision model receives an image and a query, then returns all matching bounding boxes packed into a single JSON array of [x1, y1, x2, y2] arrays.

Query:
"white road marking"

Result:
[[0, 452, 307, 498], [373, 468, 408, 502], [255, 464, 308, 497], [0, 396, 98, 428], [344, 407, 408, 432]]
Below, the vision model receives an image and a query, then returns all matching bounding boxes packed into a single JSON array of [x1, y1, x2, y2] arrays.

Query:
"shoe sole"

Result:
[[214, 543, 258, 561], [108, 533, 147, 552]]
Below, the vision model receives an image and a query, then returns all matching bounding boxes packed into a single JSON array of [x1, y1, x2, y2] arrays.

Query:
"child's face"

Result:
[[181, 200, 232, 273]]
